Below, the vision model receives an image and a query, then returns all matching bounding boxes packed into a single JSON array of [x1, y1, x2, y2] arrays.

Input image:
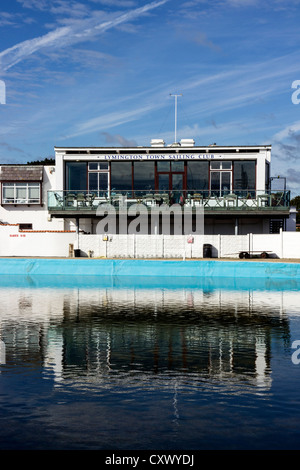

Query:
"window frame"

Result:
[[1, 181, 41, 205]]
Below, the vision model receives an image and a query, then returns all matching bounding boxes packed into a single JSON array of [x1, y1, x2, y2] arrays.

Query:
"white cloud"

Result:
[[0, 0, 169, 72]]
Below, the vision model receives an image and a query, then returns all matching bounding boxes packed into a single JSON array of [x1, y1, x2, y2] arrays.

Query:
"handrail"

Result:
[[47, 189, 291, 211]]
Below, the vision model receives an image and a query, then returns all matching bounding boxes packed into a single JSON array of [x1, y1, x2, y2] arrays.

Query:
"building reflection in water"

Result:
[[0, 275, 296, 397]]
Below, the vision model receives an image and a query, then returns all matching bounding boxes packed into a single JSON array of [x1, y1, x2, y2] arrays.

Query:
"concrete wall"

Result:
[[78, 230, 300, 259], [1, 222, 300, 259], [0, 224, 76, 257]]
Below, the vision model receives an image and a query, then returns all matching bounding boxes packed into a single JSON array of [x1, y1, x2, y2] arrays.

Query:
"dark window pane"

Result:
[[111, 162, 132, 191], [88, 162, 98, 170], [100, 162, 109, 170], [159, 174, 169, 191], [66, 162, 87, 191], [233, 161, 256, 192], [210, 161, 221, 170], [171, 161, 184, 171], [222, 161, 232, 170], [133, 162, 155, 191], [221, 172, 231, 194], [99, 173, 108, 190], [172, 174, 183, 191], [211, 172, 220, 194], [89, 173, 98, 191], [187, 161, 209, 191], [157, 161, 170, 171]]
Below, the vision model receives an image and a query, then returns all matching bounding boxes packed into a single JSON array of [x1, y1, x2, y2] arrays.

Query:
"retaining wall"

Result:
[[1, 222, 300, 259]]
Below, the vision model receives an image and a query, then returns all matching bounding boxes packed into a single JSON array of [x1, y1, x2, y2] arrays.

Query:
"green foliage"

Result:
[[291, 196, 300, 224], [27, 157, 55, 165]]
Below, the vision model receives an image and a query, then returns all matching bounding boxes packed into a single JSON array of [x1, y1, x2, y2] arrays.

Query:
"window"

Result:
[[111, 162, 132, 193], [19, 223, 33, 230], [133, 162, 155, 194], [233, 161, 256, 196], [88, 162, 109, 196], [187, 161, 209, 192], [2, 182, 40, 204], [209, 161, 232, 196], [66, 162, 87, 191]]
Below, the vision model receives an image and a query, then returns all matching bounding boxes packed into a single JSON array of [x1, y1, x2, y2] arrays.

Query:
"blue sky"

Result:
[[1, 0, 300, 195]]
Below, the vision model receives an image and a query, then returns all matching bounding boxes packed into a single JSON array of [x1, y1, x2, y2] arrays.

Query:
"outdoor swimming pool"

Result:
[[0, 270, 300, 450]]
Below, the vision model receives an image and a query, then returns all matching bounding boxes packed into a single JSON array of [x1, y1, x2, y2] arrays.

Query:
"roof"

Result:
[[0, 165, 43, 182]]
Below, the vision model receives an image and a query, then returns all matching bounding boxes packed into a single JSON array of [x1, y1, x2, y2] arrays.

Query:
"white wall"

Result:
[[1, 223, 300, 259], [0, 166, 64, 231], [0, 224, 76, 257]]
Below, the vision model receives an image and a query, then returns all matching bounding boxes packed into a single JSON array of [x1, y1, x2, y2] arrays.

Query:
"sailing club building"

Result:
[[46, 138, 291, 236], [0, 137, 294, 259]]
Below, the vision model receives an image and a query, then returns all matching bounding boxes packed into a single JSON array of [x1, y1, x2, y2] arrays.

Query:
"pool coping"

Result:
[[0, 257, 300, 279]]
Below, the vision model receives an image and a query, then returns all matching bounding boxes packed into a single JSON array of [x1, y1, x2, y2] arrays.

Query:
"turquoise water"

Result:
[[0, 274, 300, 450]]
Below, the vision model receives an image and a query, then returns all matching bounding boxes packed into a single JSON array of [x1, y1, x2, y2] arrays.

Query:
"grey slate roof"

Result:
[[0, 166, 43, 181]]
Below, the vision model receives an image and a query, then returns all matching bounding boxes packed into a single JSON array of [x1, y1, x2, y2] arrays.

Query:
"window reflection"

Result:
[[187, 161, 209, 192], [66, 162, 87, 191], [134, 162, 155, 192], [111, 162, 132, 192]]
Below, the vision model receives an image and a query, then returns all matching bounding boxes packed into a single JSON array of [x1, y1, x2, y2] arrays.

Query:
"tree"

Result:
[[27, 157, 55, 165], [290, 196, 300, 225]]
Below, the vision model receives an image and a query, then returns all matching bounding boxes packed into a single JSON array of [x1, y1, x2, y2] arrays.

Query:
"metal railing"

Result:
[[48, 189, 291, 211]]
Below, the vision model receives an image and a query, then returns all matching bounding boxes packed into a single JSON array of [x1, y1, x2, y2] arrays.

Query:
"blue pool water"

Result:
[[1, 272, 300, 450]]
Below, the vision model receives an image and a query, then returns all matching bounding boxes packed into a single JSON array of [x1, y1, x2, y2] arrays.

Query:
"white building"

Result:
[[50, 140, 291, 235], [0, 139, 295, 258]]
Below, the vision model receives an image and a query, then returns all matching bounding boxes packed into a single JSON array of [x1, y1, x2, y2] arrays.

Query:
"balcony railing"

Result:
[[48, 189, 290, 212]]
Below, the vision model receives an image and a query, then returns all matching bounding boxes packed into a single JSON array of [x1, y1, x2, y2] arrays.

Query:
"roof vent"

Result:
[[180, 139, 195, 147], [150, 139, 165, 148]]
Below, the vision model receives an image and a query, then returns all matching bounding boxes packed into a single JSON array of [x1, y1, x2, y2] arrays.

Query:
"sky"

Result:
[[1, 0, 300, 195]]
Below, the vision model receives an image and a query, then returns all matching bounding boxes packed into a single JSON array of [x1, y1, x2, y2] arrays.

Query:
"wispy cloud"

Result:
[[65, 103, 162, 138], [0, 0, 168, 72]]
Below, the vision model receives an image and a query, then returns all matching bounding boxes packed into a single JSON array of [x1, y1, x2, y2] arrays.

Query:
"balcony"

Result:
[[48, 189, 291, 216]]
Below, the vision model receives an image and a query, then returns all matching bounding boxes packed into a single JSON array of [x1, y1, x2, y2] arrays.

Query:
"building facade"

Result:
[[0, 139, 292, 251], [48, 139, 290, 236]]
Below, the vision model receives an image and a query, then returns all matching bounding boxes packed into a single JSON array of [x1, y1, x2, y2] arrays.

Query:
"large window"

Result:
[[66, 162, 87, 191], [133, 162, 155, 193], [88, 162, 109, 196], [210, 161, 232, 196], [187, 161, 209, 193], [111, 162, 132, 193], [2, 182, 40, 204], [233, 161, 256, 195]]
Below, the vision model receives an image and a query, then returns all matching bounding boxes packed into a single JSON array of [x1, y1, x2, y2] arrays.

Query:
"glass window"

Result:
[[171, 161, 184, 171], [187, 161, 209, 191], [222, 161, 232, 170], [157, 161, 170, 172], [66, 162, 87, 191], [3, 183, 14, 200], [211, 161, 231, 170], [211, 172, 220, 195], [159, 174, 169, 191], [88, 162, 98, 170], [210, 161, 221, 170], [133, 162, 155, 192], [28, 184, 40, 201], [2, 182, 40, 204], [99, 162, 109, 170], [233, 161, 256, 193], [111, 162, 132, 192], [88, 173, 98, 191]]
